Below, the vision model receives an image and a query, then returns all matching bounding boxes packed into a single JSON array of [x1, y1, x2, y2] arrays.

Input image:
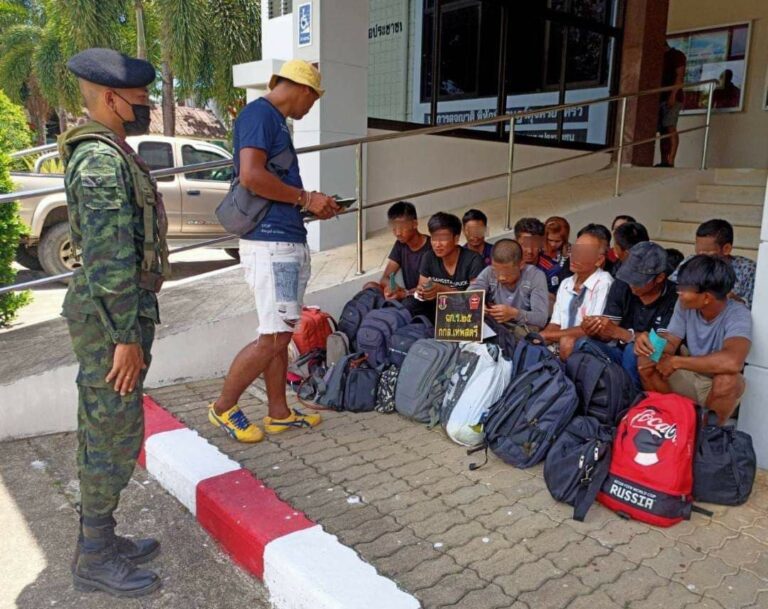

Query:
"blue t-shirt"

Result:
[[233, 98, 306, 243]]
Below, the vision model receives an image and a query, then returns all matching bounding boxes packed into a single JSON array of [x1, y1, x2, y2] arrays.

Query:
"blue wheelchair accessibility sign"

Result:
[[298, 3, 312, 47]]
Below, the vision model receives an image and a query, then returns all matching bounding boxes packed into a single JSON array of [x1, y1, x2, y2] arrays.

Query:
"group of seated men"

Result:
[[368, 201, 755, 426]]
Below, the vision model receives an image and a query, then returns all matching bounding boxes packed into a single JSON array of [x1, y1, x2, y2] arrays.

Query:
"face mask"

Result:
[[112, 92, 151, 136]]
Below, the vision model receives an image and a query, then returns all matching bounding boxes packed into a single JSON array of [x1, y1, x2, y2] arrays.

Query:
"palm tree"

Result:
[[0, 16, 49, 144]]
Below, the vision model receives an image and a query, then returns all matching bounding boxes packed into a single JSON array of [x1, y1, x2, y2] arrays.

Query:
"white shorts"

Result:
[[240, 240, 311, 335]]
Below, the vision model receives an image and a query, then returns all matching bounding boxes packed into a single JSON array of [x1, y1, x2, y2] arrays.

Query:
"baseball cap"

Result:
[[617, 241, 668, 287], [268, 60, 325, 97]]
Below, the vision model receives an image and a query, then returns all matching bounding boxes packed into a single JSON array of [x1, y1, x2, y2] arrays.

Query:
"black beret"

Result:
[[67, 48, 156, 88]]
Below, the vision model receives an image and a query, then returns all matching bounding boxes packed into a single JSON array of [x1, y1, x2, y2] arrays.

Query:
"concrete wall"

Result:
[[0, 270, 379, 441], [668, 0, 768, 169], [364, 129, 612, 233]]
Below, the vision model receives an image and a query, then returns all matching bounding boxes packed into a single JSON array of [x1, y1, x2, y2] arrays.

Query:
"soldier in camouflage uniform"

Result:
[[60, 48, 170, 597]]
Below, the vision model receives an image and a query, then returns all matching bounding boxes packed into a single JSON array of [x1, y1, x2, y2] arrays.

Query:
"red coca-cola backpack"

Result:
[[598, 392, 699, 527]]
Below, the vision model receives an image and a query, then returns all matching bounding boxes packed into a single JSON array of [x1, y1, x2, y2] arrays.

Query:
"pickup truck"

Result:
[[12, 135, 237, 276]]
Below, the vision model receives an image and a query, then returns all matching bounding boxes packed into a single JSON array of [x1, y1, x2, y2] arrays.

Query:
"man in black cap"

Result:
[[579, 242, 678, 389], [59, 47, 170, 597]]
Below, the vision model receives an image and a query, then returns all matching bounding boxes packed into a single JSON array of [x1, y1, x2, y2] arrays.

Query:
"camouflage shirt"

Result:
[[60, 124, 161, 343]]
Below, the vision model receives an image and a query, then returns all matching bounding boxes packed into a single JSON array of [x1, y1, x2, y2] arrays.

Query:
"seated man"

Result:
[[515, 217, 545, 267], [557, 222, 615, 281], [471, 239, 549, 335], [611, 221, 649, 277], [405, 212, 484, 323], [541, 226, 614, 360], [694, 219, 756, 309], [671, 219, 757, 308], [372, 201, 430, 300], [639, 255, 752, 425], [579, 242, 677, 389], [463, 209, 493, 267]]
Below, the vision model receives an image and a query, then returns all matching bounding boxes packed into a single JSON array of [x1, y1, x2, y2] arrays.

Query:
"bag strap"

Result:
[[578, 354, 608, 407], [573, 442, 611, 522]]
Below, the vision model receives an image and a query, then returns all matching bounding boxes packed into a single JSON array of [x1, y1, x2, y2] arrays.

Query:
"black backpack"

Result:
[[388, 315, 434, 367], [544, 416, 615, 521], [483, 317, 518, 360], [474, 358, 579, 469], [313, 352, 379, 412], [694, 410, 756, 506], [338, 288, 386, 349], [565, 341, 638, 426]]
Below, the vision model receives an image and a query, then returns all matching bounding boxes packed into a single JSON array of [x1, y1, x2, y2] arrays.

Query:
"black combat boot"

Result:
[[73, 515, 160, 569], [73, 517, 161, 597]]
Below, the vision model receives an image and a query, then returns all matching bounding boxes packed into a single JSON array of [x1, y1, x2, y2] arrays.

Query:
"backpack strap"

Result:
[[573, 441, 611, 522]]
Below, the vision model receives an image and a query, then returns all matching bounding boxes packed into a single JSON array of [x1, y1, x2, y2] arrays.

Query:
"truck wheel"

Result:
[[15, 244, 43, 271], [39, 222, 80, 279], [225, 248, 240, 261]]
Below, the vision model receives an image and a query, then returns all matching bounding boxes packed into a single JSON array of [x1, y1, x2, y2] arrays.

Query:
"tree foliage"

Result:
[[0, 0, 261, 142], [0, 91, 32, 325]]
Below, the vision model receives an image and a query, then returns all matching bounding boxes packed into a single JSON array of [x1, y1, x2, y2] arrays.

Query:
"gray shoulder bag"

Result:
[[215, 145, 298, 236]]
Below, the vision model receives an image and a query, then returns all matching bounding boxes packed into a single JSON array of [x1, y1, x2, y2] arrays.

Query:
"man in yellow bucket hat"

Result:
[[208, 59, 339, 442]]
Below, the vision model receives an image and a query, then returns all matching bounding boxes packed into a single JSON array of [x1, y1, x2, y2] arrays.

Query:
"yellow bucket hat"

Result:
[[269, 60, 325, 98]]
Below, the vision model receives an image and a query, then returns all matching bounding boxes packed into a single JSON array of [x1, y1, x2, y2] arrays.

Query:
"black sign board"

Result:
[[434, 290, 485, 342]]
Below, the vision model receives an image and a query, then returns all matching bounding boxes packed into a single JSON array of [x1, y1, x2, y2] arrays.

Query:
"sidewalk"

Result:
[[0, 433, 270, 609], [148, 378, 768, 609]]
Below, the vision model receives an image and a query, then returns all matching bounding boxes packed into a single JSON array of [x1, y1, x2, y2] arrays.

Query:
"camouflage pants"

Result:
[[67, 315, 155, 520]]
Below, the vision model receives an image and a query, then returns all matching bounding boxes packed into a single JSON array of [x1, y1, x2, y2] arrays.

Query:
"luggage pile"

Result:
[[287, 289, 757, 527]]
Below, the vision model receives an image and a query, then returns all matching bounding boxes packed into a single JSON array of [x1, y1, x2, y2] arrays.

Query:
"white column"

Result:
[[738, 175, 768, 467], [292, 0, 369, 252]]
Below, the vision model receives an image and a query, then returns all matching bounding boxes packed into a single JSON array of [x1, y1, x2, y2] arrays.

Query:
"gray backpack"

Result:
[[326, 331, 350, 368], [395, 339, 459, 423]]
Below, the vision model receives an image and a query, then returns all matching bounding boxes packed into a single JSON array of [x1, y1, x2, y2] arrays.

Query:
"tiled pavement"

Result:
[[148, 378, 768, 609]]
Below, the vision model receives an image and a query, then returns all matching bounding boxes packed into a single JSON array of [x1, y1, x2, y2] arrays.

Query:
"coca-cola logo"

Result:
[[629, 409, 677, 441]]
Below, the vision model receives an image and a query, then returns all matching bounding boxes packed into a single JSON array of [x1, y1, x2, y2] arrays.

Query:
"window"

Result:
[[420, 0, 501, 103], [269, 0, 292, 19], [137, 141, 174, 181], [668, 23, 751, 113], [182, 145, 233, 182], [404, 0, 623, 147]]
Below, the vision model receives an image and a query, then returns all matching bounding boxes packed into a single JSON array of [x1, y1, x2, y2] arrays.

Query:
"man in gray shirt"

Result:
[[638, 255, 752, 425], [471, 239, 549, 334]]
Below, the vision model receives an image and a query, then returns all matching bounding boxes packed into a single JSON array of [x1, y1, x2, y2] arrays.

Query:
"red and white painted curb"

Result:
[[138, 396, 420, 609]]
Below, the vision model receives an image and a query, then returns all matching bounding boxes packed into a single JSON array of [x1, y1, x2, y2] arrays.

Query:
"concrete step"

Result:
[[696, 184, 766, 205], [715, 168, 768, 187], [659, 219, 760, 247], [653, 239, 758, 261], [679, 201, 764, 225]]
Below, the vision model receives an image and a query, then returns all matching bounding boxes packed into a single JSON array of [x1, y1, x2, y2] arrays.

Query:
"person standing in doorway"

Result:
[[658, 42, 687, 167], [209, 60, 340, 442]]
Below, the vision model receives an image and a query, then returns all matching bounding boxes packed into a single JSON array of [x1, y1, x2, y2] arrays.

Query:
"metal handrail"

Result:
[[1, 78, 717, 292]]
